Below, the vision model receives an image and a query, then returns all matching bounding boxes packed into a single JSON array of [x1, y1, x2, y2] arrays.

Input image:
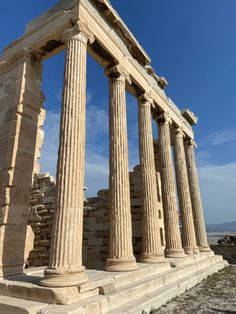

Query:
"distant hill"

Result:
[[206, 221, 236, 232]]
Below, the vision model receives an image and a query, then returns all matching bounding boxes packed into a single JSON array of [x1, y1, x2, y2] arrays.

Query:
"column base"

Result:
[[140, 253, 166, 263], [183, 247, 200, 255], [40, 266, 88, 288], [105, 257, 138, 272], [199, 245, 212, 253], [183, 247, 194, 255], [165, 249, 186, 258]]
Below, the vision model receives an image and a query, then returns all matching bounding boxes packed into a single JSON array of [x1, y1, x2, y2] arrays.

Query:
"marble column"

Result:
[[105, 65, 137, 272], [173, 128, 199, 254], [156, 114, 185, 258], [40, 26, 92, 287], [185, 139, 211, 252], [138, 95, 165, 263]]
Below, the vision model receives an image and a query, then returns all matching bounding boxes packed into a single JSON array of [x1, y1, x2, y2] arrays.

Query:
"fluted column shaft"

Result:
[[185, 139, 211, 252], [41, 28, 89, 287], [138, 96, 164, 262], [173, 128, 199, 254], [105, 66, 137, 272], [156, 115, 185, 258]]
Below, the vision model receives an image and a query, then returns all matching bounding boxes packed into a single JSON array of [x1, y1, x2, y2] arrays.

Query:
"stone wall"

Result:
[[0, 53, 45, 276], [27, 165, 165, 269], [27, 173, 55, 267], [83, 165, 165, 269]]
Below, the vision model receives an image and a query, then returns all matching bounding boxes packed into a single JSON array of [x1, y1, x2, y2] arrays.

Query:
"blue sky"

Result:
[[1, 1, 235, 224]]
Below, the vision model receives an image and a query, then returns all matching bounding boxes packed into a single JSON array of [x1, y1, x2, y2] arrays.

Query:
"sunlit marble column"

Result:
[[138, 95, 165, 262], [105, 65, 137, 272], [40, 25, 94, 287], [173, 128, 199, 254], [184, 139, 211, 252], [156, 114, 185, 258]]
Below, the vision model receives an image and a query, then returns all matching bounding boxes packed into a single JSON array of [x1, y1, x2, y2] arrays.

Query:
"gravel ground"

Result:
[[153, 265, 236, 314]]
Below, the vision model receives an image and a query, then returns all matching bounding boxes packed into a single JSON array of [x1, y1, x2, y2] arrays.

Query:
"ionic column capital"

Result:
[[156, 113, 172, 125], [21, 48, 42, 63], [138, 93, 154, 107], [62, 21, 95, 45], [185, 138, 197, 148], [105, 64, 131, 84], [174, 127, 185, 138]]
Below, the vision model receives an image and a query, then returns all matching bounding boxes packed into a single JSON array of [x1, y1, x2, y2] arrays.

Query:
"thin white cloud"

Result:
[[86, 90, 93, 104], [195, 147, 235, 224], [196, 151, 210, 166], [200, 128, 236, 147], [198, 162, 236, 224], [85, 153, 109, 196], [211, 128, 236, 146], [86, 104, 109, 144]]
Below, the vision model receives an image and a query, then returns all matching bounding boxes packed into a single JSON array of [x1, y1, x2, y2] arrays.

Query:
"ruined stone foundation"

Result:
[[5, 170, 224, 313], [27, 166, 165, 270]]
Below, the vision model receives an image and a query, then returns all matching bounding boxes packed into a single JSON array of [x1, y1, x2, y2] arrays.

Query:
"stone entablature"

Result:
[[0, 0, 192, 138], [181, 109, 198, 126]]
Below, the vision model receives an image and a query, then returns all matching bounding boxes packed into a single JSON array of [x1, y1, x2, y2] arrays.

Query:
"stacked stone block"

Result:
[[27, 165, 165, 270], [83, 165, 164, 269], [0, 52, 45, 276], [83, 190, 110, 269], [130, 165, 165, 255], [27, 173, 55, 267]]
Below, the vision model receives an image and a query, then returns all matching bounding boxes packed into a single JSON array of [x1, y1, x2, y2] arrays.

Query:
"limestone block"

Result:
[[0, 224, 29, 275], [0, 295, 47, 314], [2, 139, 37, 160], [1, 152, 35, 177], [133, 183, 141, 192], [0, 77, 15, 99], [97, 189, 109, 197], [0, 186, 29, 206], [88, 238, 104, 246], [132, 176, 141, 185], [24, 226, 35, 264], [131, 198, 141, 207], [0, 108, 16, 126], [3, 170, 32, 188], [0, 205, 29, 225], [34, 161, 41, 175]]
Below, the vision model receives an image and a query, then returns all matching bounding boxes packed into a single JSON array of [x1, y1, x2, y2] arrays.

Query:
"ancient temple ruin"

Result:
[[0, 0, 228, 313]]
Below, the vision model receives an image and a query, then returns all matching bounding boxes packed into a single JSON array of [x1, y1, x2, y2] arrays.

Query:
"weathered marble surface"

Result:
[[0, 0, 215, 310]]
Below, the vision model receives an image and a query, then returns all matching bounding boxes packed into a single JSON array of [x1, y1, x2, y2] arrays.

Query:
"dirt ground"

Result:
[[153, 265, 236, 314]]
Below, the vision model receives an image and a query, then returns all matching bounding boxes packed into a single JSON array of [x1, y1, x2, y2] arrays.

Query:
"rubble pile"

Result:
[[217, 235, 236, 245]]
